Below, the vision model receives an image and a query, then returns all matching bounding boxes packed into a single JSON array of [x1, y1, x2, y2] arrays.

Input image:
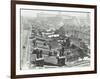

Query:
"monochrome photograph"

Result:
[[20, 9, 91, 70]]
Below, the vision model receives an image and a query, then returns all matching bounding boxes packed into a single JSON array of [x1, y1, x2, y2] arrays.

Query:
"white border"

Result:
[[16, 4, 95, 75]]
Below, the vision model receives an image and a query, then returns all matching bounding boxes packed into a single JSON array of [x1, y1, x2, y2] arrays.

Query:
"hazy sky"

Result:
[[21, 9, 90, 19]]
